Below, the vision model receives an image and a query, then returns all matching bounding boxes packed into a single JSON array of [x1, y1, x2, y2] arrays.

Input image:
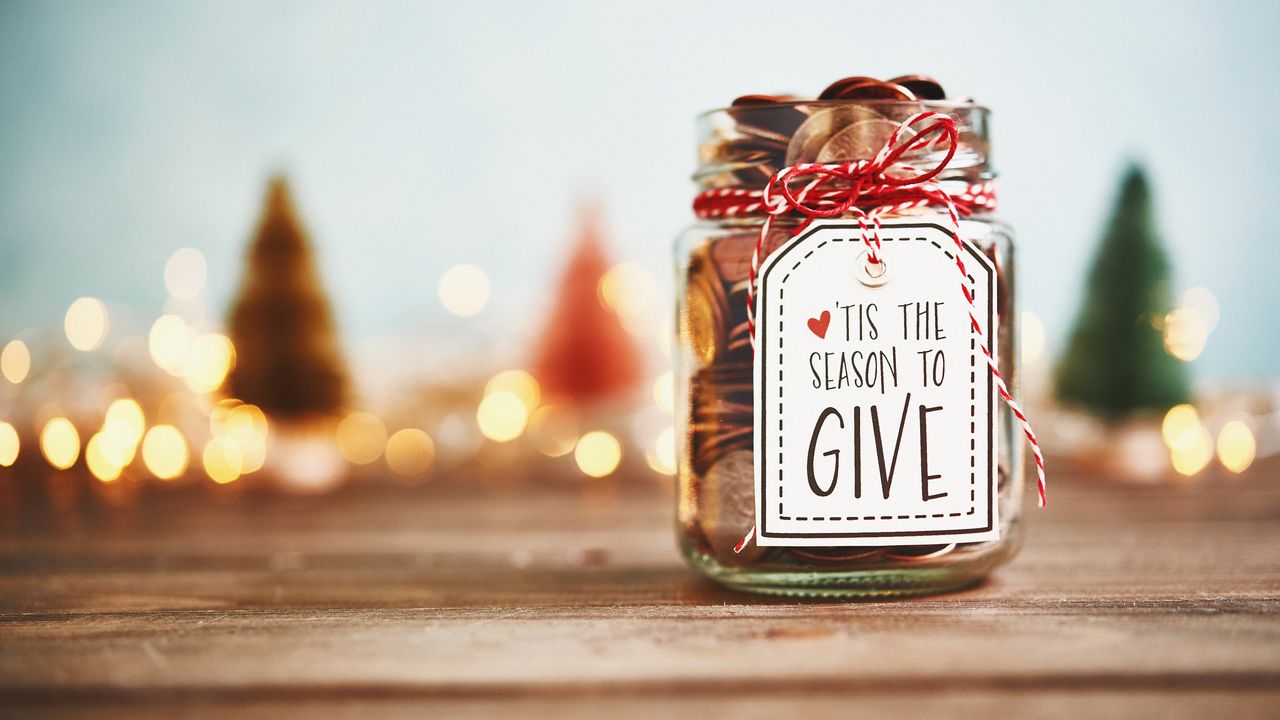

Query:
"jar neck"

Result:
[[694, 101, 994, 192]]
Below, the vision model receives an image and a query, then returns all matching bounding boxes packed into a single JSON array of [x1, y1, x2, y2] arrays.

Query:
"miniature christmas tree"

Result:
[[226, 177, 349, 419], [1055, 164, 1190, 419], [532, 206, 642, 405]]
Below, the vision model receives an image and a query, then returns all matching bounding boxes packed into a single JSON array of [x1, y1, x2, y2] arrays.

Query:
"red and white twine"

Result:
[[692, 111, 1046, 553]]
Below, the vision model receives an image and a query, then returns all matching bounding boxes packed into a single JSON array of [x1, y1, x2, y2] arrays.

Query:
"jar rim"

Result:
[[697, 99, 990, 121]]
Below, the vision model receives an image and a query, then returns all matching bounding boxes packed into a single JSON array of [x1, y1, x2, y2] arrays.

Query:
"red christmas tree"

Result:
[[532, 206, 643, 405]]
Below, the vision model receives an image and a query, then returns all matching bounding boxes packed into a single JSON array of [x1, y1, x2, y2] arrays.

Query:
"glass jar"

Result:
[[675, 100, 1023, 597]]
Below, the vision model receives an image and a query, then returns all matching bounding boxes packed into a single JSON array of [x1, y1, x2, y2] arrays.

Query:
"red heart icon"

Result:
[[807, 310, 831, 339]]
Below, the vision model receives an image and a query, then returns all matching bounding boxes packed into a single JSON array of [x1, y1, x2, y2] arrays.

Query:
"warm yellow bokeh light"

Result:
[[575, 430, 622, 478], [439, 264, 491, 317], [86, 433, 124, 483], [336, 412, 388, 465], [385, 428, 435, 477], [182, 333, 236, 393], [1021, 311, 1046, 364], [1170, 425, 1213, 477], [65, 297, 109, 352], [599, 262, 656, 317], [0, 422, 19, 467], [203, 437, 244, 484], [1163, 308, 1209, 362], [40, 417, 80, 470], [646, 425, 676, 475], [1217, 420, 1256, 474], [165, 248, 208, 300], [1161, 404, 1201, 449], [477, 391, 528, 442], [103, 398, 146, 449], [142, 424, 189, 480], [486, 370, 541, 413], [1179, 287, 1220, 331], [149, 314, 192, 373], [527, 404, 578, 457], [1, 340, 30, 384], [652, 371, 674, 414], [211, 402, 267, 473]]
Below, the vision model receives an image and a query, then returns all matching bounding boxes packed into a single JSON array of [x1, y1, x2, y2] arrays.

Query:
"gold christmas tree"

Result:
[[226, 177, 349, 420]]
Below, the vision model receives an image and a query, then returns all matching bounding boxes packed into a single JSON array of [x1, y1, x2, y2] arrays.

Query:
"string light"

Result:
[[65, 297, 108, 351], [477, 391, 528, 442], [86, 433, 124, 482], [1021, 311, 1046, 364], [527, 404, 577, 457], [439, 264, 491, 317], [142, 425, 189, 480], [336, 412, 388, 465], [0, 422, 19, 467], [1217, 420, 1256, 474], [574, 431, 621, 478], [652, 371, 674, 414], [646, 425, 676, 475], [203, 437, 243, 484], [385, 428, 435, 478], [1, 341, 30, 384], [182, 333, 236, 393], [149, 314, 192, 374], [485, 370, 541, 414], [40, 418, 80, 470], [164, 248, 207, 300]]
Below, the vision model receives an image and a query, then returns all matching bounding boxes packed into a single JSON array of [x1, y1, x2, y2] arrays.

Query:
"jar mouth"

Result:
[[694, 100, 994, 190], [696, 99, 990, 121]]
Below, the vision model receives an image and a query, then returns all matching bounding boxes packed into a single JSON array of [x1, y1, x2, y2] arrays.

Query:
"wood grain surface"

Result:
[[1, 458, 1278, 718]]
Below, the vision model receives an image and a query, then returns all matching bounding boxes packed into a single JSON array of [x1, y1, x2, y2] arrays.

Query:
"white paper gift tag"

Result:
[[752, 219, 999, 546]]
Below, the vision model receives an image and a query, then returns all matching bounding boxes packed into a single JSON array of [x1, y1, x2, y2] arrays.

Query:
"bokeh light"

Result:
[[40, 417, 80, 470], [86, 433, 124, 483], [0, 422, 19, 467], [439, 264, 491, 317], [203, 437, 244, 484], [1161, 404, 1201, 448], [1021, 311, 1046, 364], [182, 333, 236, 393], [574, 430, 621, 478], [102, 398, 146, 451], [476, 391, 528, 442], [142, 424, 189, 480], [1217, 420, 1256, 474], [1163, 308, 1209, 362], [599, 262, 657, 337], [336, 412, 388, 465], [1, 340, 30, 384], [164, 248, 208, 300], [1169, 424, 1213, 477], [485, 370, 541, 414], [527, 404, 578, 457], [64, 297, 109, 352], [210, 401, 268, 473], [646, 425, 676, 475], [149, 314, 193, 374], [385, 428, 435, 478], [1179, 287, 1220, 331], [652, 371, 674, 414]]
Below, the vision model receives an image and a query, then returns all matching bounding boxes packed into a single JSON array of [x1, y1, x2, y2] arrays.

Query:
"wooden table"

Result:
[[2, 460, 1279, 718]]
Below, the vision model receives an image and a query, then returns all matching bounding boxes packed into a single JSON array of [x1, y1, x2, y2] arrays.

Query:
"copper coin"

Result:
[[785, 105, 887, 165], [817, 76, 881, 100], [815, 118, 915, 164], [819, 78, 916, 102], [887, 75, 947, 101], [732, 93, 801, 106]]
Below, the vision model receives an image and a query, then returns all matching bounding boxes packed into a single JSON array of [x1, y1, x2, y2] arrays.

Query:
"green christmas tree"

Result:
[[226, 177, 349, 419], [1055, 164, 1190, 420]]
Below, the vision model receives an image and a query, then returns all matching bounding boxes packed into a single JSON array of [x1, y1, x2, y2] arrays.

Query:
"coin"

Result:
[[785, 105, 887, 165], [886, 75, 946, 100], [817, 76, 881, 100], [819, 78, 916, 101], [815, 118, 916, 164], [697, 450, 763, 561]]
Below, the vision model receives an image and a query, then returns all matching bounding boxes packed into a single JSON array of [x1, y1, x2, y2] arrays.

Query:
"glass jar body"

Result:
[[674, 215, 1023, 597]]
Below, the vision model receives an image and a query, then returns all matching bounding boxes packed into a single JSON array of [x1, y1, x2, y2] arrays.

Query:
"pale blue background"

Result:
[[1, 1, 1277, 380]]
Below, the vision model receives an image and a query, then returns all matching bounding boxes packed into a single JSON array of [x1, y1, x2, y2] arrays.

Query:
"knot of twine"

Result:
[[692, 111, 1045, 553]]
